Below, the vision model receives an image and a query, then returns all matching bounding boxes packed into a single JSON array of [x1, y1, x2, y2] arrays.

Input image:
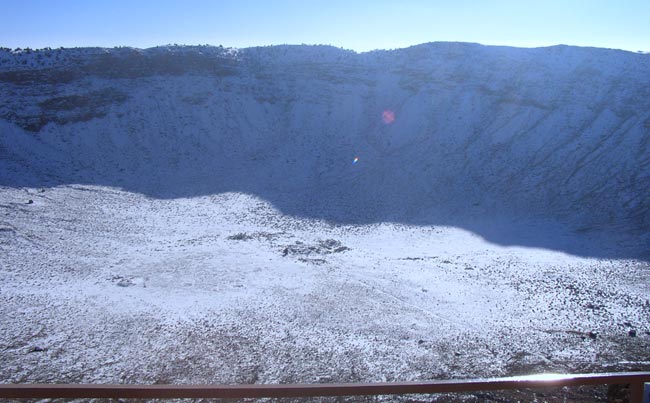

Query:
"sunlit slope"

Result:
[[1, 43, 649, 231]]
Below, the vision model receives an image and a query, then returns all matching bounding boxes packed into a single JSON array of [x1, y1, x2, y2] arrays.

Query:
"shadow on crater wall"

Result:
[[1, 130, 647, 262], [1, 43, 649, 260]]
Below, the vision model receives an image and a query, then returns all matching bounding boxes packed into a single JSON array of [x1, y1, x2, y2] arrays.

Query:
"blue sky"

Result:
[[1, 0, 649, 52]]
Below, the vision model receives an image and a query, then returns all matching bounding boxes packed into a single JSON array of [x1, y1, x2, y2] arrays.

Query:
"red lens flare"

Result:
[[382, 110, 395, 124]]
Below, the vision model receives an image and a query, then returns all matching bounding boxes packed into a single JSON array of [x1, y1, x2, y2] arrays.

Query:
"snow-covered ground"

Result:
[[1, 185, 648, 387], [1, 43, 649, 401]]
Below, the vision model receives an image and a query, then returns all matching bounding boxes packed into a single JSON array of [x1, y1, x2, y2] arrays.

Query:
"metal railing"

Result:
[[1, 372, 649, 402]]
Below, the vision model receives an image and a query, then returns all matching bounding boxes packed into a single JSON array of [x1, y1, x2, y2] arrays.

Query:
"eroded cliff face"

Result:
[[1, 43, 649, 236]]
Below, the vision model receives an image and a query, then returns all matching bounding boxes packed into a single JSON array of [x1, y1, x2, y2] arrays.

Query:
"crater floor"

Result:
[[1, 184, 648, 402]]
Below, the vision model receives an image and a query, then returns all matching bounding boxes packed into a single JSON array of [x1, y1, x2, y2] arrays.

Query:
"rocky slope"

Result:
[[1, 43, 649, 255]]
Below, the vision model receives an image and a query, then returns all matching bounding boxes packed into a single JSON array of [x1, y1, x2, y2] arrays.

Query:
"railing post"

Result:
[[631, 381, 646, 403]]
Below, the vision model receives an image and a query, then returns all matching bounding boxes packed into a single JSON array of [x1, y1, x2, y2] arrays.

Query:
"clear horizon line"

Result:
[[2, 40, 648, 55]]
